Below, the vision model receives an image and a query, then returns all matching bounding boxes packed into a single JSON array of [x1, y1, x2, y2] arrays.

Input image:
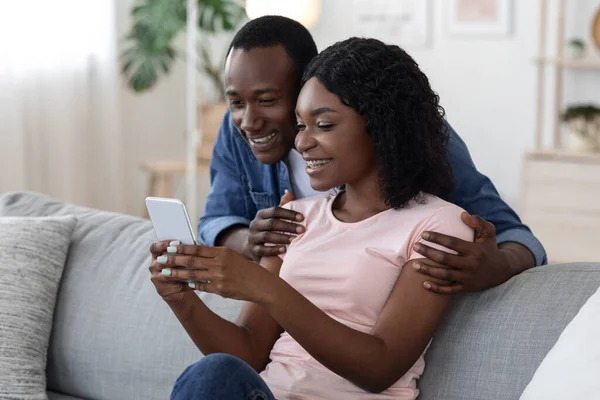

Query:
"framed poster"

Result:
[[446, 0, 513, 37], [353, 0, 431, 48]]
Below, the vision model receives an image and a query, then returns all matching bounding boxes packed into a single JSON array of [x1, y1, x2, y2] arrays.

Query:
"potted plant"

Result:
[[561, 104, 600, 152], [565, 38, 586, 58], [120, 0, 246, 152]]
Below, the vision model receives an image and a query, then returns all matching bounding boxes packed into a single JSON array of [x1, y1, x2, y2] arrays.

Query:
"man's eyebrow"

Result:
[[254, 88, 279, 95], [225, 88, 279, 96], [311, 107, 337, 117]]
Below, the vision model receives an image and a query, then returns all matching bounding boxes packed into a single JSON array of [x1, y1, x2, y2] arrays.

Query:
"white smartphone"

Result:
[[145, 197, 198, 245]]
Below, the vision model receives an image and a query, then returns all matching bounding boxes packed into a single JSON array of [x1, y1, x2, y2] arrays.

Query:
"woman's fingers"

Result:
[[166, 243, 220, 258], [252, 243, 288, 258], [156, 253, 217, 269], [150, 260, 212, 280], [159, 267, 213, 283], [186, 281, 215, 293], [149, 240, 173, 257]]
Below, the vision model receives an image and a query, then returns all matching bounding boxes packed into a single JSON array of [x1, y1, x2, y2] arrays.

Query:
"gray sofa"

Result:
[[1, 191, 599, 400]]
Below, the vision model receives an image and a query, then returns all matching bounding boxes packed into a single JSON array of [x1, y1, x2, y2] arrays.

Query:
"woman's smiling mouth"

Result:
[[305, 159, 332, 173]]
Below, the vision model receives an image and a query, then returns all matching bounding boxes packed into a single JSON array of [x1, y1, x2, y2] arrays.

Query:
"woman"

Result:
[[149, 37, 473, 399]]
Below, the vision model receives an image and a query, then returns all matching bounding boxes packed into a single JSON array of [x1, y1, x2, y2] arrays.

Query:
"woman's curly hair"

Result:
[[302, 37, 452, 209]]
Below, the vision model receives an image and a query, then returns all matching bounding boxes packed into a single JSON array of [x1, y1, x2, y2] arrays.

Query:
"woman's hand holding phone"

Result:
[[149, 241, 275, 304], [148, 240, 195, 302]]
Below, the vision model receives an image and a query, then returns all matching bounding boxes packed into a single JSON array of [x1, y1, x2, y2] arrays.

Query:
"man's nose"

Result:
[[240, 106, 264, 133]]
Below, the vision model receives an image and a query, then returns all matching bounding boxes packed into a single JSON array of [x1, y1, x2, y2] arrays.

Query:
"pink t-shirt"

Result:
[[260, 191, 474, 400]]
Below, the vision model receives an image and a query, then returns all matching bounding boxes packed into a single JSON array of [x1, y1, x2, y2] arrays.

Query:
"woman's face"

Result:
[[295, 78, 377, 192]]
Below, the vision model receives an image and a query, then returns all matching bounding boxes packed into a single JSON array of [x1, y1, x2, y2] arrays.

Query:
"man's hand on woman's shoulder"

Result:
[[246, 191, 305, 261], [413, 212, 534, 294]]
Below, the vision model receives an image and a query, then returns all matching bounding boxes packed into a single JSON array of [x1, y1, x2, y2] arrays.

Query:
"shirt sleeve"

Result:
[[445, 123, 547, 266], [408, 205, 475, 261], [198, 110, 251, 246]]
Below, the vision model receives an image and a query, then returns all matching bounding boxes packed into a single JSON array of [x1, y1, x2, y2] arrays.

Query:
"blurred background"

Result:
[[1, 0, 599, 262]]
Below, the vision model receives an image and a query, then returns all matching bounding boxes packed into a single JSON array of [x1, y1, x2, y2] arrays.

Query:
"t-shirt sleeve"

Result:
[[407, 205, 475, 261]]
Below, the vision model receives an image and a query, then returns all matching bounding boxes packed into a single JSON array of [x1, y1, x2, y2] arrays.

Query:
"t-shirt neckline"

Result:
[[326, 190, 395, 228]]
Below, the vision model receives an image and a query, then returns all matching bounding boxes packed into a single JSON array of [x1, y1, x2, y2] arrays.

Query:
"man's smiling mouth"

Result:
[[249, 132, 277, 144]]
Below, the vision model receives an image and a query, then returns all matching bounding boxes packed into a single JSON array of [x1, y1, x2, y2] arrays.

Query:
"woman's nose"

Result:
[[295, 128, 317, 153]]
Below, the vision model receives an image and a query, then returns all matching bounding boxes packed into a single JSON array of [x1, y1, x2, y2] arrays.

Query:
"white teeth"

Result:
[[306, 159, 331, 169], [250, 133, 276, 144]]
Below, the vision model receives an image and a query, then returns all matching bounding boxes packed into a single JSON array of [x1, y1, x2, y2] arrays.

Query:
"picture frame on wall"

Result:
[[353, 0, 432, 48], [446, 0, 513, 37]]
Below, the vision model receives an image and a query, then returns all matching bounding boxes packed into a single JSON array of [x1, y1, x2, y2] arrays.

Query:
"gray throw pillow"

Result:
[[0, 216, 76, 400]]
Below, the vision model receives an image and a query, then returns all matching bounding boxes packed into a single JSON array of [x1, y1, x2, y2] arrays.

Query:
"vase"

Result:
[[566, 116, 600, 152], [565, 44, 585, 58]]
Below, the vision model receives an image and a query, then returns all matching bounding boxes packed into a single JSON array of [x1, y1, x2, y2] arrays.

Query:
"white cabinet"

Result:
[[520, 150, 600, 263]]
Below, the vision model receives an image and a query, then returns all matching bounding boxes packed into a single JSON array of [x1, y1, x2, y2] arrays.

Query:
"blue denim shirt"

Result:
[[199, 110, 547, 266]]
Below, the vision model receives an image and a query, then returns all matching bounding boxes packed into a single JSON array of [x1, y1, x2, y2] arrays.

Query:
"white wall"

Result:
[[115, 0, 214, 216], [310, 0, 600, 207], [115, 0, 241, 217], [115, 0, 600, 214]]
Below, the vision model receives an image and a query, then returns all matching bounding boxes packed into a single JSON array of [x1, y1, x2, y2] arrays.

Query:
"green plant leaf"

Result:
[[562, 104, 600, 122], [120, 0, 245, 93]]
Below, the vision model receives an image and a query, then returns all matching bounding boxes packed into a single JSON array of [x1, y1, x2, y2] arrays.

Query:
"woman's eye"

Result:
[[317, 123, 334, 130], [259, 98, 276, 105], [296, 123, 306, 131]]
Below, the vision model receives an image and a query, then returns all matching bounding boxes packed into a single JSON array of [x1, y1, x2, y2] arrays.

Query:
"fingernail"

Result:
[[414, 243, 423, 251], [284, 189, 289, 194], [296, 225, 304, 233], [279, 247, 286, 253], [412, 262, 421, 271], [422, 232, 431, 240], [161, 268, 172, 276], [424, 282, 432, 289], [188, 282, 196, 289], [289, 236, 294, 243], [169, 241, 180, 246], [295, 215, 304, 222], [167, 246, 177, 253], [157, 255, 168, 264]]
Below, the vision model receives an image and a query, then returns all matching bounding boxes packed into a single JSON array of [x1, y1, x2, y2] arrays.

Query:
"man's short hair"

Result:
[[228, 15, 319, 78]]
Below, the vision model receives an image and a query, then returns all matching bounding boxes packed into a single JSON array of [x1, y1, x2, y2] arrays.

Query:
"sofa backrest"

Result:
[[0, 192, 243, 400], [418, 262, 600, 399], [2, 192, 599, 400]]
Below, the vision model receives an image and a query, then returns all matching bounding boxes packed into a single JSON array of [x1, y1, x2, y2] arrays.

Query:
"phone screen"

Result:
[[145, 197, 197, 245]]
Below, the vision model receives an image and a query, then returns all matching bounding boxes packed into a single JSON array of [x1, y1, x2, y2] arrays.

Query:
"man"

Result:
[[198, 16, 546, 294]]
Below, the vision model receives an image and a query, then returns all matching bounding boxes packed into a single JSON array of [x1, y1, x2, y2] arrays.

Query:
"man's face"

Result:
[[224, 46, 299, 164]]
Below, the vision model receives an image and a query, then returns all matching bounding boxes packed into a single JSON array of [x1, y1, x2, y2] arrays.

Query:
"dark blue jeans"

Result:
[[170, 353, 276, 400]]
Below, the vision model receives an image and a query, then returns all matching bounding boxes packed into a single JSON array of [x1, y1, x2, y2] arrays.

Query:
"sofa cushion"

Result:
[[47, 391, 84, 400], [519, 283, 600, 400], [0, 192, 244, 400], [419, 262, 600, 400], [0, 216, 76, 400], [3, 192, 599, 400]]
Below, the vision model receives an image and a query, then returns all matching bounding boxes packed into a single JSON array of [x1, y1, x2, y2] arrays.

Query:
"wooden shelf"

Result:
[[524, 1, 600, 264], [525, 148, 600, 164], [521, 153, 600, 263], [534, 57, 600, 69]]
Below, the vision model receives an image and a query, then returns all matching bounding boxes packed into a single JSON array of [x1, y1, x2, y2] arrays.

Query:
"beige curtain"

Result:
[[0, 1, 124, 212]]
